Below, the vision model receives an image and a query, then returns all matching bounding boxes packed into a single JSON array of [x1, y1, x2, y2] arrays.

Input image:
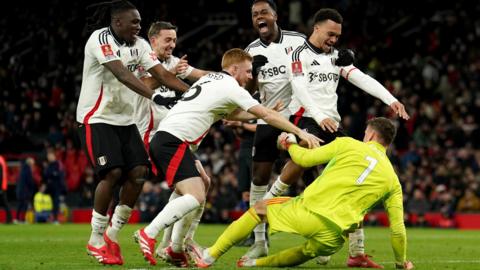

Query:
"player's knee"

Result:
[[253, 200, 267, 217], [303, 239, 341, 258], [252, 164, 272, 185], [190, 192, 205, 204], [128, 165, 148, 185], [104, 168, 123, 183], [252, 172, 270, 185]]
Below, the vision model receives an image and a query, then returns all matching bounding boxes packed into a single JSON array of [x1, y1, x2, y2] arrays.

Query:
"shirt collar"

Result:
[[306, 39, 331, 54], [108, 26, 127, 46], [259, 26, 283, 46], [366, 141, 387, 153]]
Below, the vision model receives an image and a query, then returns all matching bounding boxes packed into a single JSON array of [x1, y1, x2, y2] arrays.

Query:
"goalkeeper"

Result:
[[191, 117, 414, 270]]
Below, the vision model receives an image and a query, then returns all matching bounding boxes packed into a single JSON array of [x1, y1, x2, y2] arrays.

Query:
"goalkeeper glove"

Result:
[[252, 55, 268, 77], [334, 48, 355, 66]]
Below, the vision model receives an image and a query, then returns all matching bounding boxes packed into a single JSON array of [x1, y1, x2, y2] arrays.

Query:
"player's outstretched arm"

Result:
[[148, 63, 190, 92], [104, 60, 156, 99], [341, 67, 410, 120], [248, 105, 322, 148]]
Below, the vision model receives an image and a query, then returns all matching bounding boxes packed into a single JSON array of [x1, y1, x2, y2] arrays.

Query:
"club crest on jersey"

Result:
[[291, 61, 303, 76], [284, 46, 293, 55], [101, 44, 115, 59], [97, 156, 107, 166]]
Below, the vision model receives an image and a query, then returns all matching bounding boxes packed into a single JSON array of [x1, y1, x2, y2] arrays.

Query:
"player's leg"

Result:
[[264, 160, 304, 199], [166, 161, 210, 267], [242, 198, 345, 267], [184, 160, 210, 244], [245, 125, 282, 259], [155, 191, 178, 260], [79, 123, 124, 265], [346, 223, 383, 268], [190, 201, 266, 268], [134, 131, 203, 265], [157, 160, 210, 263]]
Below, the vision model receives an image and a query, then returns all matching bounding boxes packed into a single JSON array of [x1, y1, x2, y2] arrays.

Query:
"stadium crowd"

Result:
[[0, 0, 479, 226]]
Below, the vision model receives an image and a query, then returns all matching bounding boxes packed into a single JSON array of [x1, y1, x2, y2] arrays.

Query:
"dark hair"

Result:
[[86, 0, 137, 32], [366, 117, 397, 146], [148, 21, 178, 39], [313, 8, 343, 25], [252, 0, 277, 12]]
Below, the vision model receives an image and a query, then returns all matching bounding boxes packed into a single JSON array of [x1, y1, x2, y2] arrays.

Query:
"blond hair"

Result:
[[221, 48, 252, 69]]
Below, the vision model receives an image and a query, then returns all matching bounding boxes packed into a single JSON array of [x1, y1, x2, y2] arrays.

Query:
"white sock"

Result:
[[106, 205, 132, 242], [171, 210, 195, 252], [159, 191, 181, 248], [186, 202, 205, 240], [348, 228, 365, 256], [263, 176, 290, 199], [144, 194, 200, 239], [89, 210, 109, 247], [203, 248, 216, 265], [250, 184, 267, 242]]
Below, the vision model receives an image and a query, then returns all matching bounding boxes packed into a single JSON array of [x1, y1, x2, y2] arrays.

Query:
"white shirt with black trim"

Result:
[[289, 41, 397, 124], [76, 27, 160, 126], [245, 29, 306, 124], [158, 72, 259, 143], [134, 56, 195, 143]]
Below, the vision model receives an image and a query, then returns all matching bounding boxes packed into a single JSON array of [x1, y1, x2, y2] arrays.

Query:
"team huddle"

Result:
[[76, 0, 414, 269]]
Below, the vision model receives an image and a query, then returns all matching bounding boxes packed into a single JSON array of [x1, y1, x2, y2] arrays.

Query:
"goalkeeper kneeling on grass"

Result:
[[191, 117, 414, 270]]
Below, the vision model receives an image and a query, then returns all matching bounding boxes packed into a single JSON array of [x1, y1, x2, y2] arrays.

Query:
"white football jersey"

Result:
[[76, 27, 160, 126], [134, 55, 195, 144], [245, 29, 306, 124], [289, 41, 342, 122], [289, 40, 397, 124], [158, 71, 259, 143]]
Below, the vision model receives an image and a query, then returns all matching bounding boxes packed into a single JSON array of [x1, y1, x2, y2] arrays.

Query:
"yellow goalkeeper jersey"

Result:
[[288, 137, 407, 263]]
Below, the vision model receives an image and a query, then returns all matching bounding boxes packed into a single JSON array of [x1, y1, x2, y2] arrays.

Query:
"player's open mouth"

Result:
[[258, 21, 268, 33]]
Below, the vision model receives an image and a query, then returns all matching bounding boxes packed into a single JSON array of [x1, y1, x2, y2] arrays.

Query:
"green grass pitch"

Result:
[[0, 224, 478, 269]]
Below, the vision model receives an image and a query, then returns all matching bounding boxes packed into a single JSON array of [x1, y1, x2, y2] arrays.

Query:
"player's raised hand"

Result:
[[172, 55, 189, 75], [395, 261, 414, 270], [297, 130, 322, 148], [320, 118, 338, 133], [390, 101, 410, 120]]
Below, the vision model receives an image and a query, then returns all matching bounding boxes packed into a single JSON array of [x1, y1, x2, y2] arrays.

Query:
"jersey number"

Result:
[[182, 85, 202, 101], [356, 156, 378, 184]]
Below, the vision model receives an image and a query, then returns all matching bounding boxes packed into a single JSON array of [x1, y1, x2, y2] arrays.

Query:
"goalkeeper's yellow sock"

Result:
[[255, 245, 312, 267], [208, 208, 261, 259]]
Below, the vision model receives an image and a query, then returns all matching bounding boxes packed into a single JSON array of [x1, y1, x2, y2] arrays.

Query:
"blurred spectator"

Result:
[[406, 188, 431, 226], [0, 154, 13, 223], [15, 157, 36, 223], [456, 188, 480, 213], [138, 181, 162, 222], [43, 149, 66, 223], [79, 167, 95, 207], [33, 183, 52, 223]]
